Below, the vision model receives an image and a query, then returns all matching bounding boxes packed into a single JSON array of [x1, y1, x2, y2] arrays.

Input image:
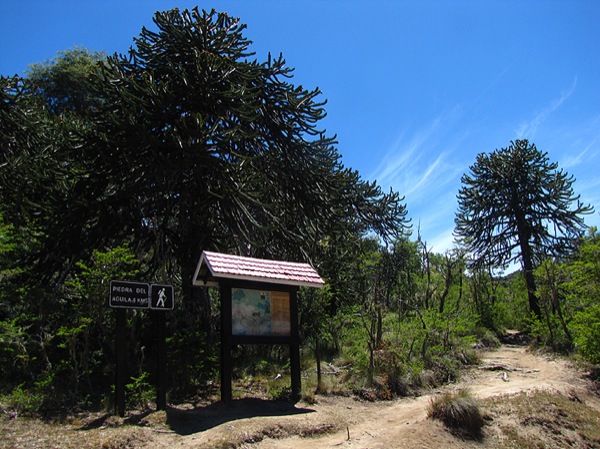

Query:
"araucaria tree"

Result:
[[454, 139, 593, 319], [3, 8, 407, 299], [84, 8, 408, 310], [0, 8, 409, 404]]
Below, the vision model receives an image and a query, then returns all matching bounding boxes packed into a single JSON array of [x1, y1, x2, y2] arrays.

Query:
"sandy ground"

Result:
[[137, 342, 591, 449], [4, 340, 596, 449]]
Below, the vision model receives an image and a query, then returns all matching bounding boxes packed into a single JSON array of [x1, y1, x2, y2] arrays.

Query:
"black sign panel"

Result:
[[109, 280, 150, 309], [150, 284, 174, 310]]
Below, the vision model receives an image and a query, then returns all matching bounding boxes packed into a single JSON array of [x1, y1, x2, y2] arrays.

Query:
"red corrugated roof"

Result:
[[192, 251, 324, 288]]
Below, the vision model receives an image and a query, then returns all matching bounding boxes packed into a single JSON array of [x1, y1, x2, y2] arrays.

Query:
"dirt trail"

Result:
[[142, 343, 589, 449]]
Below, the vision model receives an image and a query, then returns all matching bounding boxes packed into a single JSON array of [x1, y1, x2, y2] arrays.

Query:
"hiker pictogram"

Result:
[[150, 284, 174, 310], [157, 288, 166, 307]]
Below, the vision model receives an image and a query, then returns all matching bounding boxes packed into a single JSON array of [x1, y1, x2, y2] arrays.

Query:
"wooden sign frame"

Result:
[[219, 280, 301, 402]]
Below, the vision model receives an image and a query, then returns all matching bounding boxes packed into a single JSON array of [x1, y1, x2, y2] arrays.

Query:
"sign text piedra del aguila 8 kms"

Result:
[[109, 280, 174, 310]]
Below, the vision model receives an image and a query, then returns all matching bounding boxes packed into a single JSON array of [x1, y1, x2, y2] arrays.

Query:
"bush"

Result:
[[268, 384, 292, 401], [125, 371, 155, 409], [427, 389, 484, 436], [0, 385, 44, 416], [474, 328, 501, 349], [371, 340, 423, 397], [571, 304, 600, 364], [529, 312, 574, 354]]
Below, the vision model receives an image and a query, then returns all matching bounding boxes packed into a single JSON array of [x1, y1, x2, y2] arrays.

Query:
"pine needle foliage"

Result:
[[455, 139, 593, 319]]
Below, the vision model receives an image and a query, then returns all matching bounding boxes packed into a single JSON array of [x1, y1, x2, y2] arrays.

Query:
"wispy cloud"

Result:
[[427, 227, 457, 254], [534, 114, 600, 223], [404, 152, 445, 197], [561, 139, 596, 169], [370, 115, 445, 186], [413, 188, 461, 250], [370, 107, 463, 191], [369, 107, 469, 246], [516, 78, 578, 139]]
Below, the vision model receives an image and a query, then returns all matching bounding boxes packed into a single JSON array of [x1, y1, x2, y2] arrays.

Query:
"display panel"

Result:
[[231, 288, 290, 336]]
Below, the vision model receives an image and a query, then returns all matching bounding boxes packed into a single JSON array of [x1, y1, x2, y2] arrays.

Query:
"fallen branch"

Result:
[[481, 364, 517, 372]]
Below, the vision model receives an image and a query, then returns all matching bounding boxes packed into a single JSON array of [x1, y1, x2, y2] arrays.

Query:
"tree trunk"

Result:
[[315, 337, 322, 391], [376, 304, 383, 349], [180, 241, 212, 330], [455, 270, 463, 314], [513, 202, 542, 320], [521, 252, 541, 320], [543, 303, 556, 350], [545, 263, 573, 344], [423, 246, 432, 309], [438, 256, 454, 314]]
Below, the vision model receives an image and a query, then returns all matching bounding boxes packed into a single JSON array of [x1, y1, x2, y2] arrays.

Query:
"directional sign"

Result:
[[150, 284, 174, 310], [109, 280, 150, 309]]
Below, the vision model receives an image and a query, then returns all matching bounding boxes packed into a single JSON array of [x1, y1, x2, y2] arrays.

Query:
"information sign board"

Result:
[[109, 280, 150, 309], [231, 288, 290, 336], [150, 284, 174, 310]]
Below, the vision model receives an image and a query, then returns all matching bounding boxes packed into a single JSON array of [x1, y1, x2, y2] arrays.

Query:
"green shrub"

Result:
[[268, 385, 292, 401], [571, 304, 600, 364], [427, 389, 484, 435], [474, 328, 501, 349], [427, 354, 461, 385], [371, 340, 421, 397], [125, 371, 154, 409], [454, 346, 481, 366], [529, 312, 573, 354], [0, 385, 44, 416]]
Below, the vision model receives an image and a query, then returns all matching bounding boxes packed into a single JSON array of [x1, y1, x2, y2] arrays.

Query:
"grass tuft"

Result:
[[427, 388, 484, 436]]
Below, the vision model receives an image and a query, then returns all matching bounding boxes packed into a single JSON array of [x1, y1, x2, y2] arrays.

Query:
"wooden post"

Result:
[[220, 284, 233, 402], [115, 308, 126, 417], [290, 288, 301, 401], [316, 337, 322, 391], [155, 312, 167, 410]]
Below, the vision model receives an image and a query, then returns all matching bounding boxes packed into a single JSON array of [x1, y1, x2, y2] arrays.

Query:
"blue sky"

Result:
[[2, 1, 599, 254]]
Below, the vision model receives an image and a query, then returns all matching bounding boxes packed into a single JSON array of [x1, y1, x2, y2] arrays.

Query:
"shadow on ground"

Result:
[[76, 398, 314, 435], [165, 398, 315, 435]]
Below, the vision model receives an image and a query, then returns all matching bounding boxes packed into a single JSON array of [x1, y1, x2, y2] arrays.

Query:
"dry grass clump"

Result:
[[427, 388, 484, 436], [484, 389, 600, 448], [199, 422, 337, 449], [0, 413, 148, 449]]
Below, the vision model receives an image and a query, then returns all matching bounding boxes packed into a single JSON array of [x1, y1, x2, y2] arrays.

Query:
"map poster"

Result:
[[231, 288, 291, 336], [270, 291, 291, 335]]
